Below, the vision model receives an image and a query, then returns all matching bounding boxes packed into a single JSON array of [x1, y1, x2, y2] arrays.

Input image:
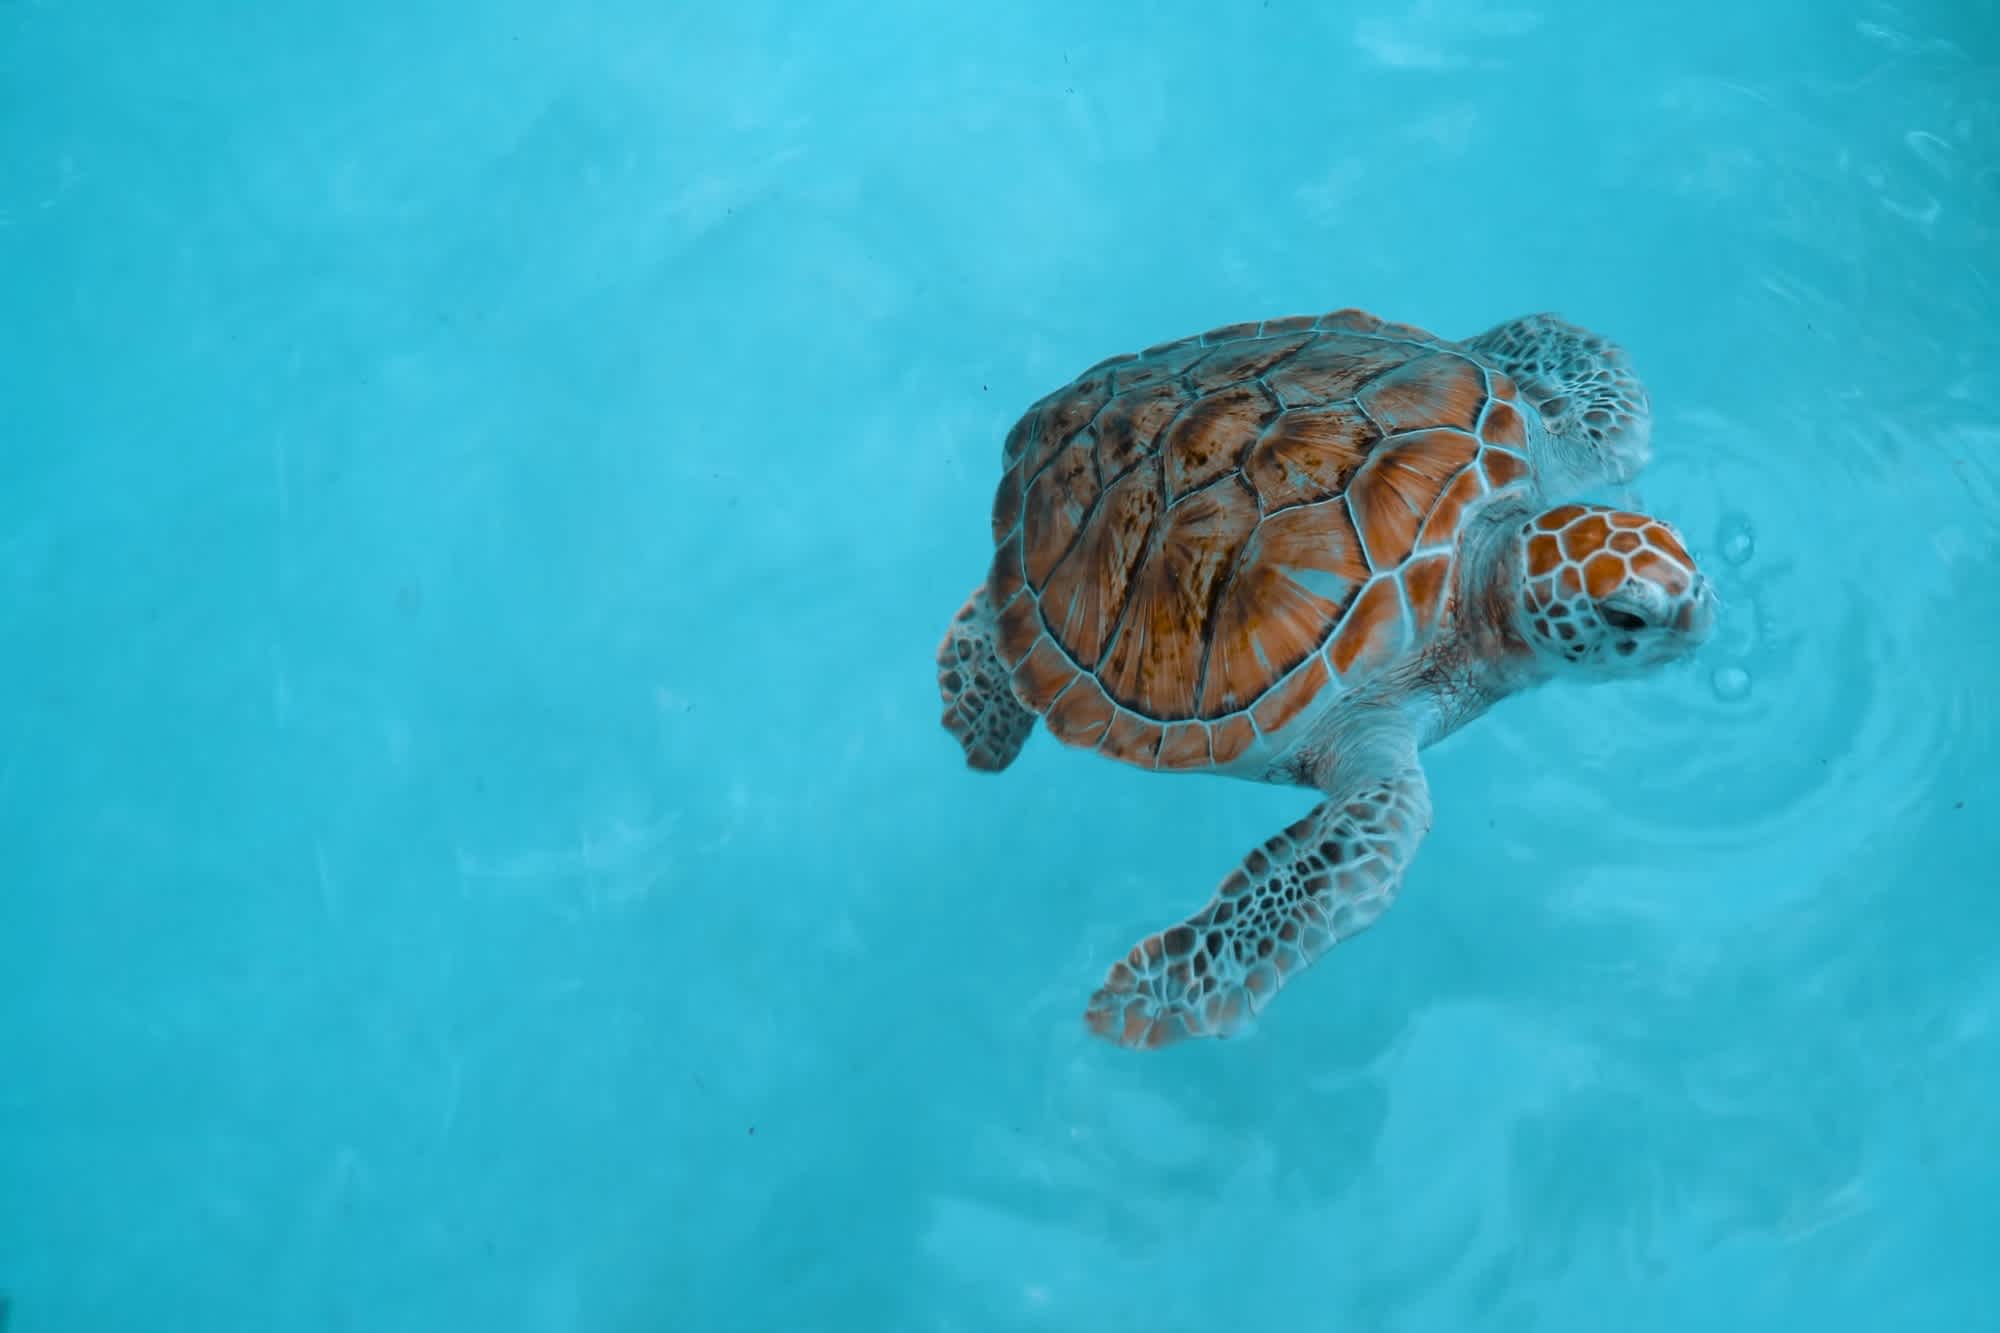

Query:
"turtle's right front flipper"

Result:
[[1084, 728, 1433, 1049]]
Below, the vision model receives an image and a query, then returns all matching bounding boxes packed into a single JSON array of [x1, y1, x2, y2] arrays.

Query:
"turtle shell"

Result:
[[984, 308, 1535, 772]]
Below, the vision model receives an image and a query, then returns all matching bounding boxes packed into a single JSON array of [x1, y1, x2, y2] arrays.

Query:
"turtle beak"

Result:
[[1675, 576, 1719, 644]]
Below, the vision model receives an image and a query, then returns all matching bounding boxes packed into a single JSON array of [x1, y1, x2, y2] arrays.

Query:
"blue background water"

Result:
[[4, 1, 1997, 1329]]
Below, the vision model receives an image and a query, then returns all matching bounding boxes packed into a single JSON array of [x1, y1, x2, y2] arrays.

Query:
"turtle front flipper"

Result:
[[936, 585, 1036, 772], [1084, 728, 1433, 1049], [1464, 313, 1652, 495]]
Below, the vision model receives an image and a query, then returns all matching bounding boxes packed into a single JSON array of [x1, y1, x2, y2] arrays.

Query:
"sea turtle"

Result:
[[935, 307, 1718, 1050]]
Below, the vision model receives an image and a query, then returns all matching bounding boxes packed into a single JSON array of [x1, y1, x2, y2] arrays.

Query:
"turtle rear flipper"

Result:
[[937, 586, 1035, 772]]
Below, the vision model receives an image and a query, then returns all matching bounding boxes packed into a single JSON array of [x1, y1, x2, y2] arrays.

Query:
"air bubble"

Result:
[[1716, 513, 1755, 566], [1711, 666, 1752, 702]]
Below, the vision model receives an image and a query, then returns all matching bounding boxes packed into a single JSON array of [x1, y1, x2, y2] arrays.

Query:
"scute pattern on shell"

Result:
[[986, 309, 1534, 771]]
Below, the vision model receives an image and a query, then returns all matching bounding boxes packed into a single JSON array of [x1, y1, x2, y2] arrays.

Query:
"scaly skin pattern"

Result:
[[1515, 503, 1714, 676]]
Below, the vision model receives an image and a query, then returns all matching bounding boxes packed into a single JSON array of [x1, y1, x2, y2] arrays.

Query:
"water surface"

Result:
[[3, 1, 1997, 1329]]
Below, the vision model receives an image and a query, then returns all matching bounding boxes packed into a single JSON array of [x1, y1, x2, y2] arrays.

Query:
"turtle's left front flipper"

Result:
[[1463, 312, 1652, 495], [1084, 725, 1433, 1049]]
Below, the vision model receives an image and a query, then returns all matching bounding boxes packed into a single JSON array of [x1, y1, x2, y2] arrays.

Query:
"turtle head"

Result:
[[1514, 504, 1716, 676]]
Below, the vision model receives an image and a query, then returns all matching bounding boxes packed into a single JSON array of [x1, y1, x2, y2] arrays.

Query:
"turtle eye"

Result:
[[1600, 607, 1646, 632]]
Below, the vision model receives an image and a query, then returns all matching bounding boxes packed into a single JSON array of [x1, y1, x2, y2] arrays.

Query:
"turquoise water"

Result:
[[4, 1, 1997, 1329]]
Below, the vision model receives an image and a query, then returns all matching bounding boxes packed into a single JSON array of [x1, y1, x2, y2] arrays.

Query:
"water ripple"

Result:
[[1470, 402, 1982, 873]]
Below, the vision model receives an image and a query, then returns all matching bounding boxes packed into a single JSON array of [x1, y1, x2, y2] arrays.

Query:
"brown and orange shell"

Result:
[[986, 308, 1534, 772]]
